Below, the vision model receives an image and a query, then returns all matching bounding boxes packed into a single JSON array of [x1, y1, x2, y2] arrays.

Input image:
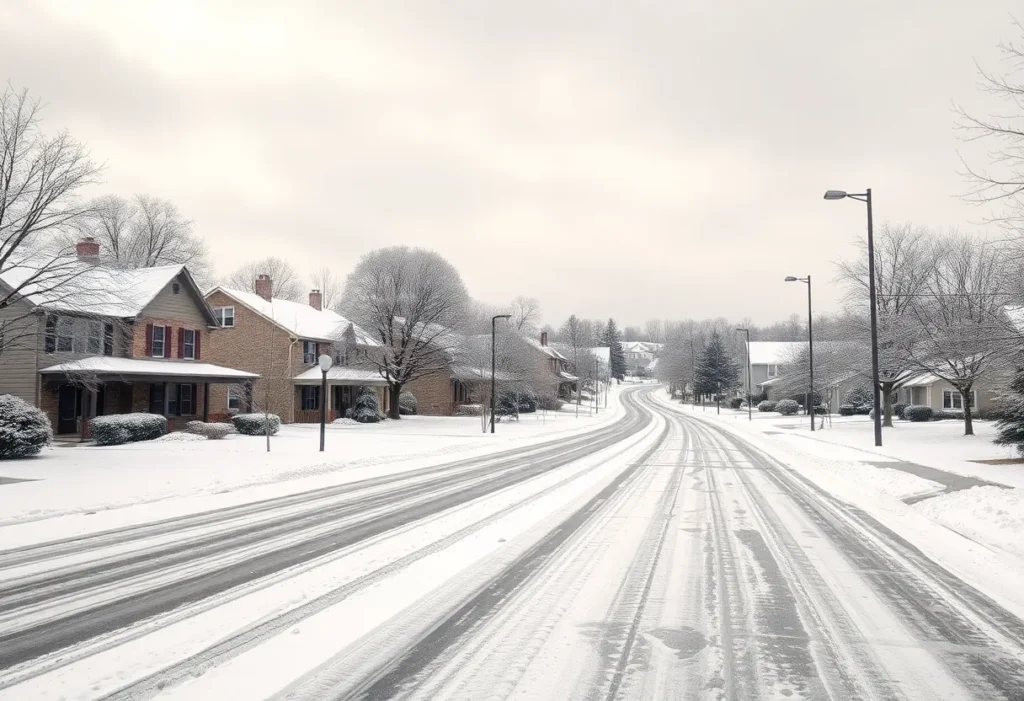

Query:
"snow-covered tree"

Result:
[[352, 387, 382, 423], [995, 366, 1024, 455], [311, 266, 343, 310], [226, 257, 304, 301], [602, 318, 627, 380], [694, 331, 739, 398]]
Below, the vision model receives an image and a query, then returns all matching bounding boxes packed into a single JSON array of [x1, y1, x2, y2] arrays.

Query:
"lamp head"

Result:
[[784, 276, 799, 282], [318, 354, 334, 372], [823, 190, 848, 200]]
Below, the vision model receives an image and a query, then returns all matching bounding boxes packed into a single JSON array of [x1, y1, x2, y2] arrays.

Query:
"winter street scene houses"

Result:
[[5, 6, 1024, 701]]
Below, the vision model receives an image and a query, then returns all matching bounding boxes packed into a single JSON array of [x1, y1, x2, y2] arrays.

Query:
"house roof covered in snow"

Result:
[[210, 287, 377, 345], [38, 357, 259, 380], [0, 257, 214, 322], [621, 341, 662, 354], [526, 338, 568, 361], [746, 342, 805, 365], [293, 365, 387, 385]]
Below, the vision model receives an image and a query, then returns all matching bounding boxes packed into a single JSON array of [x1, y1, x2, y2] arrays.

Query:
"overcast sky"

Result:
[[2, 1, 1018, 328]]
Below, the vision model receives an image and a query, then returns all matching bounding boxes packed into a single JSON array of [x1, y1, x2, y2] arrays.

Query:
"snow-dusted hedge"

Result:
[[775, 399, 799, 416], [454, 403, 483, 416], [91, 413, 167, 446], [398, 391, 418, 416], [185, 421, 234, 439], [932, 409, 963, 421], [838, 405, 856, 416], [757, 400, 776, 413], [904, 405, 933, 422], [232, 413, 281, 436], [0, 394, 52, 459], [893, 402, 909, 420], [537, 396, 563, 411]]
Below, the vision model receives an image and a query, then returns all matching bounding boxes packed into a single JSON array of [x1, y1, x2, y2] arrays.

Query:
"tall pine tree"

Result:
[[694, 331, 739, 397], [602, 318, 627, 381], [994, 367, 1024, 456]]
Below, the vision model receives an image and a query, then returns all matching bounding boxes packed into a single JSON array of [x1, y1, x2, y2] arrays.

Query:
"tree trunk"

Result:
[[882, 385, 894, 428], [388, 383, 402, 420], [962, 387, 974, 436]]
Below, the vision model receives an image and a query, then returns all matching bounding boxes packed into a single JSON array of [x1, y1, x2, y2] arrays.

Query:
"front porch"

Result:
[[39, 357, 260, 438], [292, 366, 389, 423]]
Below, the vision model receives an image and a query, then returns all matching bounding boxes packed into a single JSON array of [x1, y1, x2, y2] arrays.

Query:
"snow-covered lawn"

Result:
[[0, 395, 621, 531]]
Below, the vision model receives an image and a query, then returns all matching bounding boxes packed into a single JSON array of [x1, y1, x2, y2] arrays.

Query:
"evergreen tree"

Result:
[[994, 367, 1024, 455], [694, 331, 740, 397], [352, 387, 383, 423], [602, 318, 627, 380]]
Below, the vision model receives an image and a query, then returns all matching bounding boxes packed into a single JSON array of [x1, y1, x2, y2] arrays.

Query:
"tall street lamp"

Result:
[[317, 353, 333, 451], [735, 327, 752, 422], [490, 314, 511, 434], [785, 276, 814, 432], [825, 188, 882, 446]]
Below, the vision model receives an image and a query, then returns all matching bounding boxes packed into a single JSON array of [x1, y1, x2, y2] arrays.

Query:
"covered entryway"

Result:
[[292, 366, 389, 423]]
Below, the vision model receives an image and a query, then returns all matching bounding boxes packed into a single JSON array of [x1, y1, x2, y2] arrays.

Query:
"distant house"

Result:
[[896, 373, 1000, 413], [203, 278, 385, 423], [0, 238, 258, 437], [745, 342, 803, 394], [526, 332, 578, 398], [621, 341, 662, 376]]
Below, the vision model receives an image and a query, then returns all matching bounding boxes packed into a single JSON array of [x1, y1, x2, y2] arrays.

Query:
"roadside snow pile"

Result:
[[913, 486, 1024, 558], [331, 418, 360, 426], [154, 432, 207, 443]]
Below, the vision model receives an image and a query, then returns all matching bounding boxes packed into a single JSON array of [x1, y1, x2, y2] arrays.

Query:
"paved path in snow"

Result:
[[2, 388, 1024, 699]]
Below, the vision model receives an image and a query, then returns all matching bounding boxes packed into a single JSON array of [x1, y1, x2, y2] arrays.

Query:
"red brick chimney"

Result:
[[309, 288, 322, 311], [255, 274, 273, 302], [76, 236, 100, 262], [540, 331, 548, 347]]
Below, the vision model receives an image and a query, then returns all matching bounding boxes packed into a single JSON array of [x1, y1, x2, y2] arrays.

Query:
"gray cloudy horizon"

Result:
[[2, 0, 1017, 329]]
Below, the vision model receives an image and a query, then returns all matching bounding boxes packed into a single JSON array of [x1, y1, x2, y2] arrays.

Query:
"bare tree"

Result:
[[0, 87, 102, 350], [311, 266, 343, 309], [340, 246, 469, 419], [72, 194, 212, 285], [901, 235, 1018, 435], [226, 257, 303, 301], [837, 222, 943, 426], [509, 295, 542, 333], [644, 319, 664, 343], [955, 20, 1024, 231]]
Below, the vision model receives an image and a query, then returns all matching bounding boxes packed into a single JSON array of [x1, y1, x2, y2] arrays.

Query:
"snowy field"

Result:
[[0, 393, 621, 537]]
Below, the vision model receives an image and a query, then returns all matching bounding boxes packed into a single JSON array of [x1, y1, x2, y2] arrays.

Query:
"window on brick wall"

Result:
[[300, 385, 319, 410], [152, 326, 166, 358], [228, 385, 243, 413], [302, 340, 317, 365], [213, 306, 234, 327], [182, 329, 195, 360]]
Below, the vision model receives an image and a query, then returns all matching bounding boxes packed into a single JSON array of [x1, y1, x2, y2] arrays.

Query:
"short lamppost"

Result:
[[317, 353, 333, 451], [825, 188, 882, 446], [594, 357, 600, 414], [785, 276, 814, 432], [736, 327, 752, 421], [491, 314, 511, 433]]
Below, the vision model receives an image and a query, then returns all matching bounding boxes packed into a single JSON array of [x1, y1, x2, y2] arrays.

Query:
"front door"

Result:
[[57, 385, 80, 435]]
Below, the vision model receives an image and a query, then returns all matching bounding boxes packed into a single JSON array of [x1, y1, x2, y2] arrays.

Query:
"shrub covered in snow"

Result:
[[0, 394, 52, 459], [352, 387, 383, 423], [729, 397, 743, 410], [775, 399, 799, 415], [454, 403, 483, 416], [904, 405, 933, 422], [398, 391, 418, 416], [757, 400, 777, 413], [844, 385, 873, 408], [932, 409, 963, 421], [893, 402, 909, 420], [91, 413, 167, 446], [537, 395, 563, 411], [185, 421, 234, 439], [232, 413, 281, 436], [838, 405, 856, 416]]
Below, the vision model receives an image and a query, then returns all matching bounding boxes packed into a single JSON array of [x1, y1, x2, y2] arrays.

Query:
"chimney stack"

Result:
[[309, 288, 323, 311], [255, 274, 273, 302], [540, 331, 548, 347], [76, 236, 100, 262]]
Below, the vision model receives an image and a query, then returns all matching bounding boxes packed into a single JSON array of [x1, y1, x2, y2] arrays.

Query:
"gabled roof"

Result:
[[0, 257, 210, 320], [526, 338, 568, 361], [209, 287, 377, 345]]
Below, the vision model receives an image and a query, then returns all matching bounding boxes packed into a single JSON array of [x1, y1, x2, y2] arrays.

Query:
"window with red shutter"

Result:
[[178, 328, 185, 358], [195, 331, 201, 360], [145, 323, 154, 356], [166, 326, 173, 358]]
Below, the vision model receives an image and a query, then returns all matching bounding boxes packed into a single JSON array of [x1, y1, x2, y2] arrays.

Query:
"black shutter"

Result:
[[103, 324, 114, 356], [45, 315, 56, 353]]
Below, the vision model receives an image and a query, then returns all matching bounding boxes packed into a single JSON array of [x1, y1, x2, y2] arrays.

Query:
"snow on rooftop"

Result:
[[216, 288, 377, 344], [526, 337, 567, 361], [293, 366, 387, 384], [38, 357, 259, 379], [0, 257, 186, 317], [746, 342, 806, 365]]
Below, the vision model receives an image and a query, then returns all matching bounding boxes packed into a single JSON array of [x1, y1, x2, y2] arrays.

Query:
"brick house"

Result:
[[527, 332, 578, 399], [203, 278, 388, 423], [0, 238, 258, 437]]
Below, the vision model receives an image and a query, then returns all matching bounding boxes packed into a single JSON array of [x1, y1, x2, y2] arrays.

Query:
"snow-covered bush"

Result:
[[537, 395, 563, 411], [932, 409, 963, 421], [185, 421, 233, 439], [398, 391, 418, 416], [729, 397, 743, 410], [838, 405, 856, 416], [232, 413, 281, 436], [352, 387, 383, 423], [893, 402, 909, 420], [904, 405, 933, 422], [776, 399, 799, 415], [454, 403, 483, 416], [91, 413, 167, 446], [757, 400, 777, 412], [0, 394, 52, 459], [844, 385, 873, 408]]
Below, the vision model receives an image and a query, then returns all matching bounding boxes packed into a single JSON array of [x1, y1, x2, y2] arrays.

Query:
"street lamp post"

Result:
[[317, 354, 333, 451], [735, 327, 752, 421], [490, 314, 511, 434], [594, 358, 600, 414], [785, 276, 814, 432], [825, 188, 882, 446]]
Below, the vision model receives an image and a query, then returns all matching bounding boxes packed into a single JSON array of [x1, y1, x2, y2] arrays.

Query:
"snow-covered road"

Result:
[[2, 387, 1023, 700]]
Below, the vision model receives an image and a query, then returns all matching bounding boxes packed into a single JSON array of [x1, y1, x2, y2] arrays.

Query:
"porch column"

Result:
[[163, 381, 170, 415], [203, 382, 210, 422]]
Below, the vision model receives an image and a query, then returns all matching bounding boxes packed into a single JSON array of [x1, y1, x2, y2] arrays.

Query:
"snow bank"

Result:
[[913, 486, 1024, 558], [154, 433, 207, 443]]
